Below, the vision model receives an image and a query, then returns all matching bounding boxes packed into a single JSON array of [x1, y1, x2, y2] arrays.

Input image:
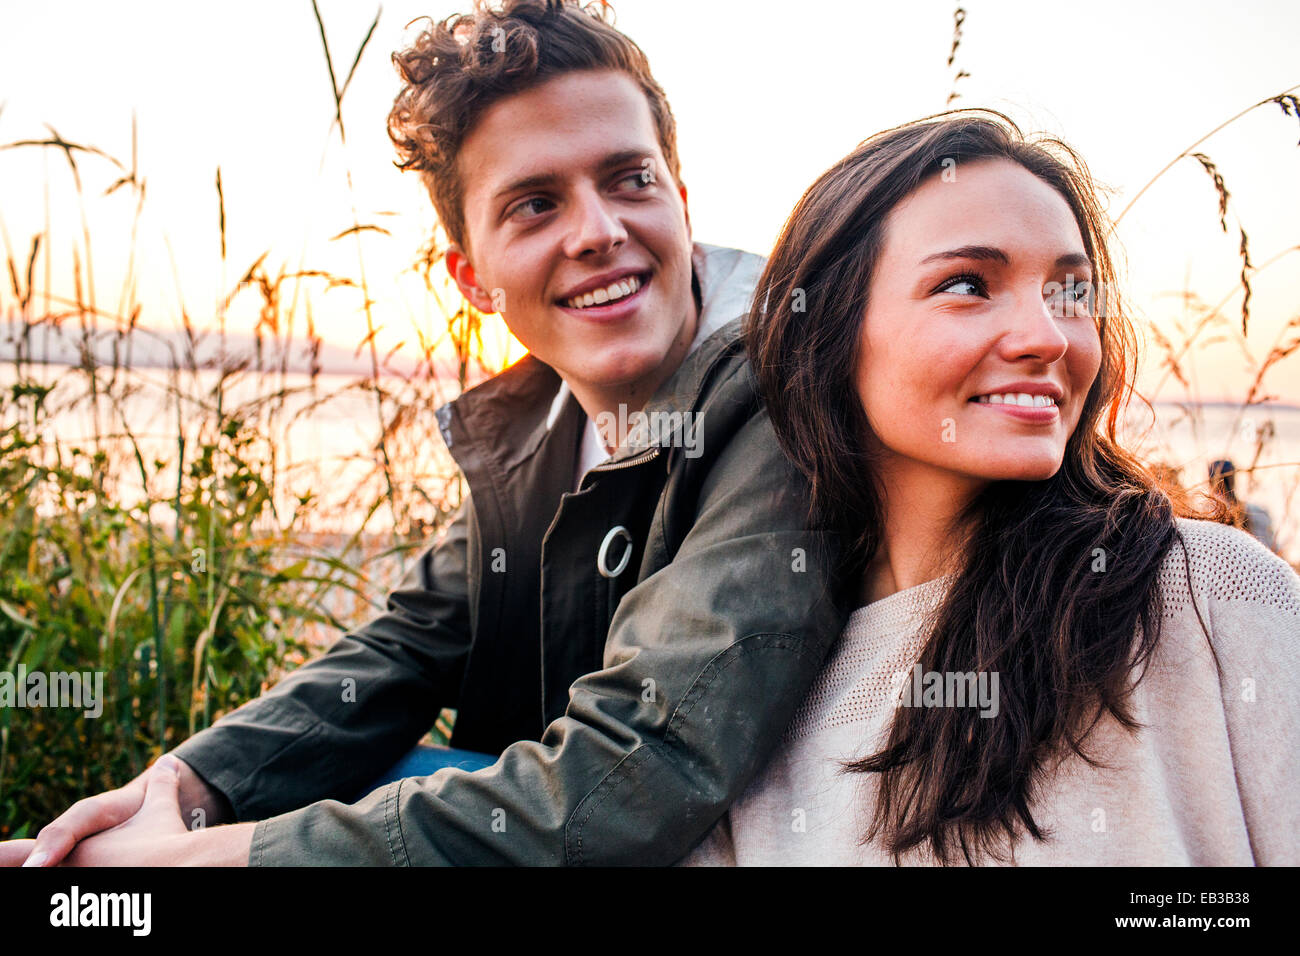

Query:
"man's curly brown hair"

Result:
[[388, 0, 683, 250]]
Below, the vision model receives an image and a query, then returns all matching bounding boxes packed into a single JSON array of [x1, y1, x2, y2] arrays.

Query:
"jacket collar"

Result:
[[436, 242, 765, 476]]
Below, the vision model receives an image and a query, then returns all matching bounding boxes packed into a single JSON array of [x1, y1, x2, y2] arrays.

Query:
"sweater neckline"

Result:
[[846, 572, 956, 636]]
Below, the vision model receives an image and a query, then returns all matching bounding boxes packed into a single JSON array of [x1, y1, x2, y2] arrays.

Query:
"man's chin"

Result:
[[565, 354, 675, 397]]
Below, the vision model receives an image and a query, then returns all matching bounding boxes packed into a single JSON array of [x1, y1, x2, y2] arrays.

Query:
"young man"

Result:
[[8, 0, 845, 866]]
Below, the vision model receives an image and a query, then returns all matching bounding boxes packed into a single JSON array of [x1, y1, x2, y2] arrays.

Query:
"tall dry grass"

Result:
[[1113, 88, 1300, 554], [0, 6, 1297, 838], [0, 5, 505, 837]]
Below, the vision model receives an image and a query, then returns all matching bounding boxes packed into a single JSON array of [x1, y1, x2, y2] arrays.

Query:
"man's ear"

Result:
[[445, 244, 499, 314], [679, 183, 692, 237]]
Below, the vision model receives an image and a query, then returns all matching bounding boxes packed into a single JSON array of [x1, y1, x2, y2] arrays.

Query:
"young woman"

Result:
[[682, 111, 1300, 866]]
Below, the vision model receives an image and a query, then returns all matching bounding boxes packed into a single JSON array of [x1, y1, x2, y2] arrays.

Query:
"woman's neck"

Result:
[[859, 458, 985, 606]]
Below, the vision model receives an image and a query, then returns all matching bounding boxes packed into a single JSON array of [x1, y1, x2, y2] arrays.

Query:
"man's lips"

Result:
[[556, 269, 651, 305], [555, 271, 651, 321]]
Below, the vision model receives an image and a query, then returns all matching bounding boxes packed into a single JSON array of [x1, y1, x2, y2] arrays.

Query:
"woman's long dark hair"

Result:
[[747, 110, 1205, 864]]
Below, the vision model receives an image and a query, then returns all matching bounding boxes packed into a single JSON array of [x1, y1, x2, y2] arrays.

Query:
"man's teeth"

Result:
[[974, 393, 1057, 408], [564, 275, 641, 309]]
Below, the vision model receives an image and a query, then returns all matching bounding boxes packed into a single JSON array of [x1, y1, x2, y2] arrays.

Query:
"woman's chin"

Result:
[[954, 454, 1064, 484], [985, 462, 1064, 483]]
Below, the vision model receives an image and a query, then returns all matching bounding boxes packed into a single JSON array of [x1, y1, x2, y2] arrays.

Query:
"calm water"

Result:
[[5, 364, 1298, 562], [1119, 400, 1300, 559]]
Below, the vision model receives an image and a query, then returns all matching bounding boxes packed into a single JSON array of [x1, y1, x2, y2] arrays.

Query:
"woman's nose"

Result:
[[563, 188, 628, 259], [998, 287, 1070, 364]]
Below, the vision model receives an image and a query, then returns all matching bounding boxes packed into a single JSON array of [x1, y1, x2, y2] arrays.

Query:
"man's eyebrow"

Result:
[[491, 150, 653, 205], [598, 148, 653, 171], [492, 170, 562, 204], [919, 245, 1094, 272]]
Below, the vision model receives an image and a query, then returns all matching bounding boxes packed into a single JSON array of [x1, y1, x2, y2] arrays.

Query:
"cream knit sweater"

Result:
[[680, 518, 1300, 866]]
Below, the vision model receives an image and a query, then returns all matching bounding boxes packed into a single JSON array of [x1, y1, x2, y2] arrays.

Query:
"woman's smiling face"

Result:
[[855, 157, 1102, 490]]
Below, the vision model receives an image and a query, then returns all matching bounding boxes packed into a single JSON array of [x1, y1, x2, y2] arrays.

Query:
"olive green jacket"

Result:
[[171, 262, 847, 865]]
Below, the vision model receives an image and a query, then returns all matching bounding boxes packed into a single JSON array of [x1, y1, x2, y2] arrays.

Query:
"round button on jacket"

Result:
[[597, 525, 633, 578]]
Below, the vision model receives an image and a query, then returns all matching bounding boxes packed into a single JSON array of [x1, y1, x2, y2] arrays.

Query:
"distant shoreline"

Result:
[[5, 353, 1294, 408], [1139, 399, 1300, 411], [6, 317, 1299, 409]]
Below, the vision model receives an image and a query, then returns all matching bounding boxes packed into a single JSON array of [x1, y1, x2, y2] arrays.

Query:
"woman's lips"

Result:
[[969, 399, 1060, 424]]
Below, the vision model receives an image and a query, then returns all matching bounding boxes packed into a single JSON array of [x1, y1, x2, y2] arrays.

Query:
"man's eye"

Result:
[[937, 273, 988, 296], [507, 197, 553, 221], [614, 170, 652, 192]]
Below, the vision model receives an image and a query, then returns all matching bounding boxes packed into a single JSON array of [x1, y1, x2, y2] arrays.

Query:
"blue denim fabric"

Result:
[[362, 744, 497, 794]]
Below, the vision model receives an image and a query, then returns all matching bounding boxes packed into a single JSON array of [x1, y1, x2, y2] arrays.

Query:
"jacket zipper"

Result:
[[590, 448, 661, 473]]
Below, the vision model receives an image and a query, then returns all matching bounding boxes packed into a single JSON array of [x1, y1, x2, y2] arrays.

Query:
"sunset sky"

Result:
[[1, 0, 1298, 400]]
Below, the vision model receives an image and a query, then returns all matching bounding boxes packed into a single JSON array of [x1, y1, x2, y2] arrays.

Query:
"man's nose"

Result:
[[998, 286, 1070, 364], [562, 187, 627, 259]]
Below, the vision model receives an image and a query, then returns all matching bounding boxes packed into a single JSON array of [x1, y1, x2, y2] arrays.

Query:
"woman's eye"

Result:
[[1064, 282, 1091, 304], [1047, 279, 1094, 315], [507, 197, 553, 221], [937, 274, 987, 296]]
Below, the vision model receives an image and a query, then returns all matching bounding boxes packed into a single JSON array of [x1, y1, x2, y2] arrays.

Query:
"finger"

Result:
[[0, 839, 38, 867], [141, 754, 182, 816], [22, 778, 146, 867]]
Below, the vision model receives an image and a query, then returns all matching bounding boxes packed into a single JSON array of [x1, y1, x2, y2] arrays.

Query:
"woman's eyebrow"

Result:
[[919, 245, 1010, 266], [919, 245, 1094, 273], [1055, 252, 1094, 273]]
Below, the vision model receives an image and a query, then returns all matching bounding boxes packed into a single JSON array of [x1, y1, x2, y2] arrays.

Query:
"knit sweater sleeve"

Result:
[[1173, 519, 1300, 865]]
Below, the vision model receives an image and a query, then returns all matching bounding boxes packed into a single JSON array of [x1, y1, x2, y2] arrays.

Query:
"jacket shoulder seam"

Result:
[[252, 818, 268, 867], [565, 743, 661, 865], [387, 779, 410, 866], [562, 631, 822, 865], [664, 631, 816, 749]]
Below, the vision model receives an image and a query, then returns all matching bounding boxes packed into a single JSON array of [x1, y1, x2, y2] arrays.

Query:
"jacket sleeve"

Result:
[[245, 400, 846, 865], [170, 497, 476, 821]]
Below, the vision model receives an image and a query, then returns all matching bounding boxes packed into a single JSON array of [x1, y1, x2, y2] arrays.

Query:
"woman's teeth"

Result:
[[974, 393, 1058, 408], [564, 275, 641, 309]]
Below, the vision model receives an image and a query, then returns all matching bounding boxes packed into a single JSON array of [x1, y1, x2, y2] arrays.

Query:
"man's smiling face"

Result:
[[446, 68, 697, 414]]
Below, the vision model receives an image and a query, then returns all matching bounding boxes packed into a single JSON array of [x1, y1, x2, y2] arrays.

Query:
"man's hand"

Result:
[[0, 753, 232, 867], [61, 754, 254, 866], [0, 772, 147, 868], [10, 755, 253, 867], [60, 755, 193, 865]]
